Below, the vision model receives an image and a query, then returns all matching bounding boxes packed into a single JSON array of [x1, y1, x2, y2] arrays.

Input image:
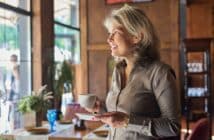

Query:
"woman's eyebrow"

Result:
[[112, 27, 124, 33]]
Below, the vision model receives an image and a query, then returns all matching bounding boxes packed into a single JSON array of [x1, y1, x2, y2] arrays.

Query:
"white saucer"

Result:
[[75, 113, 97, 121]]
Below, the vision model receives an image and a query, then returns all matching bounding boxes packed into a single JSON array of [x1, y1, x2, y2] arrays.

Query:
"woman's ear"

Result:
[[132, 34, 142, 44]]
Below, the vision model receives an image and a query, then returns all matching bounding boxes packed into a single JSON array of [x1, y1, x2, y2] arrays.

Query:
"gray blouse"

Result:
[[105, 61, 181, 140]]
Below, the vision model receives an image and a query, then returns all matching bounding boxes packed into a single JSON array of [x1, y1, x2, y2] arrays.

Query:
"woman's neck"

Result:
[[124, 56, 135, 72], [123, 57, 135, 84]]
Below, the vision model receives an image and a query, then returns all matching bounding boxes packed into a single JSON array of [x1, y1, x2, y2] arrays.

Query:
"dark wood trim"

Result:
[[32, 0, 54, 91], [54, 21, 80, 31]]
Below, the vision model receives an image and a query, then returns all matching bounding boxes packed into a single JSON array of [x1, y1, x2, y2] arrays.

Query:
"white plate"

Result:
[[75, 113, 97, 121]]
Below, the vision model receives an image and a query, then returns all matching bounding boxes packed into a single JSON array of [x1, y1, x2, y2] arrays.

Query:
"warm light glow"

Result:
[[182, 129, 214, 140], [181, 128, 192, 134]]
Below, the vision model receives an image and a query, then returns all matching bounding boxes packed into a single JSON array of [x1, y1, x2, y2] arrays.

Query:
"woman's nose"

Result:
[[107, 37, 111, 43], [107, 34, 113, 43]]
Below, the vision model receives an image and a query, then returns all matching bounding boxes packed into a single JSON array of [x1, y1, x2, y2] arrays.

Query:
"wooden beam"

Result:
[[77, 0, 88, 93], [32, 0, 54, 91], [32, 0, 42, 91], [88, 43, 110, 51]]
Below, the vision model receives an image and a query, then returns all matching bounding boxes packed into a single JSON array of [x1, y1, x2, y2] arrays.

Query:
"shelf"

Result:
[[188, 111, 209, 122], [181, 38, 212, 139], [185, 71, 208, 75], [186, 87, 208, 97], [185, 95, 210, 99]]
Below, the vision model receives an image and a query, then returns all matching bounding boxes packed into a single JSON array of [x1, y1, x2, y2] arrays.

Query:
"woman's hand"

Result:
[[85, 99, 101, 114], [94, 111, 129, 128]]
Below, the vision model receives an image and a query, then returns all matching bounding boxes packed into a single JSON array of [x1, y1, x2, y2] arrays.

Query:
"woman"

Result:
[[88, 4, 181, 140]]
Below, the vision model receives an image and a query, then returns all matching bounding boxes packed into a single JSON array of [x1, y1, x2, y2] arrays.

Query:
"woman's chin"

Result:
[[111, 52, 118, 57]]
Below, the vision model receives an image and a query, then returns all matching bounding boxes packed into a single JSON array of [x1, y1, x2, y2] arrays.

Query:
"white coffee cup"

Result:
[[78, 94, 97, 109]]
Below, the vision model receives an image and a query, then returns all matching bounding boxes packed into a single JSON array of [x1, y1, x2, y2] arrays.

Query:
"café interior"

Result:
[[0, 0, 214, 140]]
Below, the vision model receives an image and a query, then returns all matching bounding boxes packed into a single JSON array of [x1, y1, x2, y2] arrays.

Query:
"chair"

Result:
[[187, 118, 209, 140]]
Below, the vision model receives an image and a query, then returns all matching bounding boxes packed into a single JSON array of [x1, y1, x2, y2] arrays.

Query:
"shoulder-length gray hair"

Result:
[[104, 4, 160, 66]]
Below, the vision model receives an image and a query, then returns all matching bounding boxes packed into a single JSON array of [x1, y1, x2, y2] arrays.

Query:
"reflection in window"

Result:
[[0, 1, 31, 133]]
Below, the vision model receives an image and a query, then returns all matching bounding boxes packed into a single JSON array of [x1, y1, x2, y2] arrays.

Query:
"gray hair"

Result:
[[104, 4, 160, 66]]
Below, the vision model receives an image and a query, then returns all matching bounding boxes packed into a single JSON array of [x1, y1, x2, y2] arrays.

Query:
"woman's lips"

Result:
[[110, 44, 118, 50]]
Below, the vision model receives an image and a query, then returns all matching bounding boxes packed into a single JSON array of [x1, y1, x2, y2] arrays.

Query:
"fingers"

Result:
[[85, 107, 96, 113], [94, 111, 128, 128], [95, 115, 112, 124], [95, 111, 116, 117], [94, 112, 117, 125], [96, 115, 123, 128]]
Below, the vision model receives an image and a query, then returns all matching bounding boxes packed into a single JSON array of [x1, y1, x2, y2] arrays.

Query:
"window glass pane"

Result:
[[0, 8, 31, 133], [54, 25, 80, 64], [55, 24, 74, 35], [0, 0, 31, 11], [54, 0, 79, 28]]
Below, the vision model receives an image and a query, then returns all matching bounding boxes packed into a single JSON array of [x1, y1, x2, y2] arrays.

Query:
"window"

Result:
[[54, 0, 80, 64], [54, 0, 80, 110], [0, 0, 30, 11], [0, 0, 31, 133], [54, 24, 80, 63]]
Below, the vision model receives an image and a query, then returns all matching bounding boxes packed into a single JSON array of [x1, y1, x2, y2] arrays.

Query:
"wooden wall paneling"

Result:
[[186, 3, 213, 38], [76, 0, 88, 94], [32, 0, 42, 90], [87, 0, 119, 44], [169, 0, 180, 101], [143, 0, 172, 49], [88, 51, 111, 101], [159, 48, 179, 70], [88, 44, 109, 51], [87, 0, 176, 46], [86, 0, 180, 100], [169, 0, 180, 69], [170, 0, 179, 47], [160, 48, 172, 65]]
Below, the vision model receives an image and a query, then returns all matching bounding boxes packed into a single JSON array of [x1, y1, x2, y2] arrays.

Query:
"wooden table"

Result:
[[1, 121, 103, 140], [50, 121, 104, 140], [49, 127, 90, 140]]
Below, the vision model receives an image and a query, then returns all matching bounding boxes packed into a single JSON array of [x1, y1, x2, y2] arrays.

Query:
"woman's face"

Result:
[[107, 22, 135, 58]]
